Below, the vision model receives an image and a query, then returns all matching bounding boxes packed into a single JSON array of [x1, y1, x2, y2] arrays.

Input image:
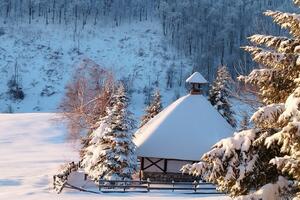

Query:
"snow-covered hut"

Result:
[[134, 72, 233, 181]]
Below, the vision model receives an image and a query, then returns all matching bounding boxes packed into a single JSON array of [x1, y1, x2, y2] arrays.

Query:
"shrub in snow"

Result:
[[183, 1, 300, 199], [40, 85, 56, 97], [209, 66, 236, 128], [7, 62, 25, 101], [80, 84, 137, 183], [140, 90, 163, 128]]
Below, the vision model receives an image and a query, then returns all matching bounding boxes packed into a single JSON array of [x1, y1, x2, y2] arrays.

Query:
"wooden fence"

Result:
[[98, 179, 223, 194]]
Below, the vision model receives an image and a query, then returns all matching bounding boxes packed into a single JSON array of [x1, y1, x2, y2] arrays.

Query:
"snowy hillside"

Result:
[[0, 113, 230, 200], [0, 21, 192, 117]]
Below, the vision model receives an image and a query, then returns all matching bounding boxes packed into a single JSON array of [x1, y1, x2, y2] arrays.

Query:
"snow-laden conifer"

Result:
[[183, 1, 300, 199], [209, 66, 236, 127], [140, 90, 163, 128], [81, 84, 137, 182]]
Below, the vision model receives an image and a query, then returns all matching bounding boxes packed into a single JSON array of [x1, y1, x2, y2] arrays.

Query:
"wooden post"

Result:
[[193, 180, 198, 192], [147, 178, 151, 192], [99, 179, 101, 192], [172, 180, 175, 192], [163, 159, 168, 173], [140, 157, 144, 180], [53, 176, 56, 189]]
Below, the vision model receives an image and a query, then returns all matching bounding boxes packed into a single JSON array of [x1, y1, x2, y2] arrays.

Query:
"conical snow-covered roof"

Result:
[[186, 72, 208, 84], [134, 94, 233, 161]]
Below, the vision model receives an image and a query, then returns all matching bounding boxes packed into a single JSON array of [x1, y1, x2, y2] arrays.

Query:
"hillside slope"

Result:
[[0, 21, 192, 117]]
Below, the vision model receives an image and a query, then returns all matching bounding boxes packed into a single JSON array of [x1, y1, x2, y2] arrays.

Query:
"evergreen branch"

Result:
[[294, 0, 300, 7], [264, 10, 300, 38], [248, 35, 300, 54], [242, 46, 297, 69]]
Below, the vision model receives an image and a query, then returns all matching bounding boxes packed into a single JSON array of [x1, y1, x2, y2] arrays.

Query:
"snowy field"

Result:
[[0, 113, 230, 200]]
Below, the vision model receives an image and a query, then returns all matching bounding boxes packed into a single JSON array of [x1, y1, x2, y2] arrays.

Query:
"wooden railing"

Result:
[[98, 179, 222, 194], [53, 162, 79, 193]]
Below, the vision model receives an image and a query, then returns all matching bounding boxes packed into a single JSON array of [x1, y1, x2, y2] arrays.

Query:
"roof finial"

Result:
[[186, 72, 208, 95]]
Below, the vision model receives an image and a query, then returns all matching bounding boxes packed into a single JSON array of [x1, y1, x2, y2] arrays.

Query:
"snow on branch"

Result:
[[278, 87, 300, 124], [238, 68, 274, 85], [263, 87, 300, 150], [235, 176, 289, 200], [251, 104, 284, 129], [264, 10, 300, 38], [209, 130, 258, 159], [263, 86, 300, 185], [266, 120, 300, 152], [242, 46, 297, 69], [294, 0, 300, 7], [182, 130, 260, 196], [248, 34, 300, 54], [270, 156, 300, 178]]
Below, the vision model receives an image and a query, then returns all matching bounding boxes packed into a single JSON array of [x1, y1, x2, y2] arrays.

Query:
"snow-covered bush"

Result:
[[7, 63, 25, 101], [81, 84, 137, 182], [183, 1, 300, 199]]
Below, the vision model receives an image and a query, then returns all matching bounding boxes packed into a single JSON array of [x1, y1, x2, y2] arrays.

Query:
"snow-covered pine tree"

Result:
[[209, 66, 236, 128], [79, 81, 114, 159], [140, 90, 163, 128], [183, 1, 300, 199], [81, 84, 137, 182]]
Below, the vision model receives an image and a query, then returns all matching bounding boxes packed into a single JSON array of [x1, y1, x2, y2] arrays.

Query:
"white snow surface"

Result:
[[0, 113, 230, 200], [134, 94, 233, 161], [186, 72, 208, 84], [236, 176, 289, 200]]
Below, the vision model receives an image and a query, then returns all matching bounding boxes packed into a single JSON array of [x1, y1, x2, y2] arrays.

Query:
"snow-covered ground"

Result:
[[0, 20, 192, 118], [0, 113, 230, 200]]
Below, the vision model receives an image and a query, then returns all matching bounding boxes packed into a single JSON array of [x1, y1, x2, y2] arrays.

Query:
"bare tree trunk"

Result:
[[94, 8, 98, 25], [52, 0, 56, 24], [28, 0, 32, 24]]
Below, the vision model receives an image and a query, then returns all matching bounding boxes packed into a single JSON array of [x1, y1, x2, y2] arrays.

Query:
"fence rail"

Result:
[[98, 179, 222, 194]]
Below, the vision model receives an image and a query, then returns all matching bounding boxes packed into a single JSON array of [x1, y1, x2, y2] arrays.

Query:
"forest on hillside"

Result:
[[0, 0, 297, 81]]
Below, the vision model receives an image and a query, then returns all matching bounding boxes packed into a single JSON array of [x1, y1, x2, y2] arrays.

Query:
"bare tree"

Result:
[[59, 58, 115, 140]]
